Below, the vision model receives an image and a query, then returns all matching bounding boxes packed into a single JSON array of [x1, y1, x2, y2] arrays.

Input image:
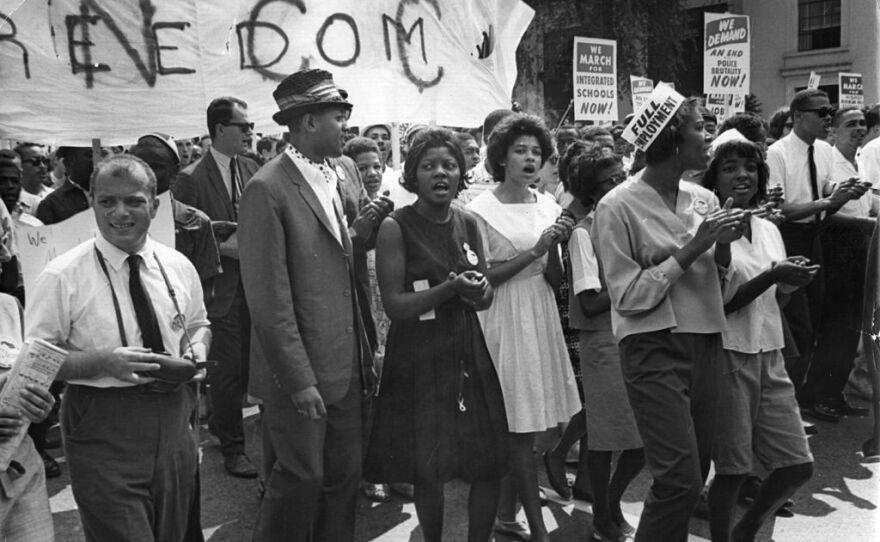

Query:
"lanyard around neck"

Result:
[[94, 245, 194, 353]]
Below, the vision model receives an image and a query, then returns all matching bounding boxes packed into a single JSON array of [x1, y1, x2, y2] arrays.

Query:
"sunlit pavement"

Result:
[[48, 401, 878, 541]]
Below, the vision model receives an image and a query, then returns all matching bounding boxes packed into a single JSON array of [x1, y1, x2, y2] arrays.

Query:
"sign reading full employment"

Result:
[[703, 13, 750, 96], [0, 0, 534, 145], [839, 73, 864, 107], [621, 84, 686, 152], [573, 37, 618, 123], [630, 76, 654, 113]]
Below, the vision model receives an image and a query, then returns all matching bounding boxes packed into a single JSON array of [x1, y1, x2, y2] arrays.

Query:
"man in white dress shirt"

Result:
[[26, 155, 211, 541]]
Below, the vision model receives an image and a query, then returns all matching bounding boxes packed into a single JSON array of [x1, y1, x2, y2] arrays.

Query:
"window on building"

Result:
[[798, 0, 841, 51]]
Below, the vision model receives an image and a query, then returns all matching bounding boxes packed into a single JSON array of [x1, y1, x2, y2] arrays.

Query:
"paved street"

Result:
[[47, 400, 878, 541]]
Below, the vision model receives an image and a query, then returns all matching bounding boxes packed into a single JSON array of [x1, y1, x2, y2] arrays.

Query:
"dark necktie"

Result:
[[128, 255, 164, 353], [807, 144, 819, 201], [230, 156, 242, 218]]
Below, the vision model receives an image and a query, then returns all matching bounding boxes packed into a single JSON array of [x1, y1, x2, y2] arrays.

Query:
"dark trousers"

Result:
[[253, 376, 362, 542], [618, 331, 722, 542], [61, 384, 199, 542], [778, 222, 825, 400], [803, 218, 872, 404], [208, 286, 251, 456]]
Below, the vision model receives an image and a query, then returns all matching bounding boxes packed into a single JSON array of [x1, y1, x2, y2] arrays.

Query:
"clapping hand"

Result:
[[448, 270, 489, 304], [771, 256, 819, 288]]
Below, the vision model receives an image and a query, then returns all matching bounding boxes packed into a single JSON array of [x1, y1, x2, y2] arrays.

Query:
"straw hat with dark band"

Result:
[[272, 69, 352, 126]]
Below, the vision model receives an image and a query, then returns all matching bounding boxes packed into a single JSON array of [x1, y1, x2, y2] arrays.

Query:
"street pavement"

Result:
[[47, 400, 879, 541]]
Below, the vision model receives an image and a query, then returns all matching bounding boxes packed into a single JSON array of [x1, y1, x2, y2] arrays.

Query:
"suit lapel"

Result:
[[204, 151, 235, 218], [281, 157, 344, 248]]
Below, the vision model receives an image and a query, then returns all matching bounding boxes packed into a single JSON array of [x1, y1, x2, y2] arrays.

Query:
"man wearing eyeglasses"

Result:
[[767, 89, 868, 422], [12, 143, 53, 216], [174, 96, 260, 479]]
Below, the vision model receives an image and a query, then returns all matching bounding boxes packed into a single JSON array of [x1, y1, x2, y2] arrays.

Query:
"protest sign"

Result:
[[621, 84, 686, 151], [630, 76, 654, 113], [706, 93, 745, 123], [572, 37, 618, 123], [703, 13, 750, 96], [839, 73, 864, 107], [0, 0, 533, 145], [18, 192, 174, 294], [808, 72, 822, 89]]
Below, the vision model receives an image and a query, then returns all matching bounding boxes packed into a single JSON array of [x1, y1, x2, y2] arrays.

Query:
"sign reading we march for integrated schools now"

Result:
[[704, 13, 750, 96], [839, 73, 864, 107], [573, 37, 618, 123]]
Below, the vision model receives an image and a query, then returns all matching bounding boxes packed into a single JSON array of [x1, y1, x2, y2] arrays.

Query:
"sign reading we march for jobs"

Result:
[[573, 37, 618, 123]]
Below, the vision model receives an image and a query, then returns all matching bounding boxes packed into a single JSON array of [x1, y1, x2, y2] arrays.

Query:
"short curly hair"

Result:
[[702, 140, 768, 208], [718, 113, 768, 144], [401, 128, 467, 194], [343, 137, 380, 162], [568, 147, 623, 208], [486, 114, 554, 182]]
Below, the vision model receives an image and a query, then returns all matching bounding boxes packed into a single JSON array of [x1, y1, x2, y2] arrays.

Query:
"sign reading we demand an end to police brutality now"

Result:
[[0, 0, 533, 145], [704, 12, 750, 96], [573, 37, 618, 123]]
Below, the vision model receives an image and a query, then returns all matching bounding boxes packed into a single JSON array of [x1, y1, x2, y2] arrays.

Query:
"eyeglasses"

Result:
[[223, 121, 254, 132], [23, 156, 49, 167], [598, 172, 627, 187], [799, 106, 836, 118]]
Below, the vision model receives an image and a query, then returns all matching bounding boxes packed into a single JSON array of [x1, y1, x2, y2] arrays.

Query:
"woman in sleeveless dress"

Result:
[[364, 128, 508, 542]]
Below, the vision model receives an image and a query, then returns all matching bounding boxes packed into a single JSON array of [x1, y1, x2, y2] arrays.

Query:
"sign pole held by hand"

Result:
[[91, 138, 102, 168]]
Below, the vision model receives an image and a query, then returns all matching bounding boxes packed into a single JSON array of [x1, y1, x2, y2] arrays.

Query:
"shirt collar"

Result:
[[789, 131, 813, 152], [286, 146, 336, 183], [210, 146, 233, 170], [95, 234, 156, 272]]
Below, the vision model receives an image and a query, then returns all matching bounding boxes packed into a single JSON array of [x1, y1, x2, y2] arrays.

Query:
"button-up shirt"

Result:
[[721, 216, 788, 354], [286, 146, 341, 241], [831, 146, 872, 218], [767, 132, 834, 223], [592, 174, 730, 341], [25, 235, 209, 388], [210, 146, 236, 199]]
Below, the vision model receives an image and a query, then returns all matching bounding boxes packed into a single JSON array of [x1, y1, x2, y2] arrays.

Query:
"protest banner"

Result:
[[808, 72, 822, 89], [0, 0, 533, 145], [839, 73, 864, 108], [572, 37, 618, 123], [703, 12, 749, 96], [630, 76, 654, 113], [621, 84, 686, 151], [18, 192, 174, 294]]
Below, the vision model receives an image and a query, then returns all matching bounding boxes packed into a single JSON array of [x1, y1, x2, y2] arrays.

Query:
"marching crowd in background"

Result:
[[0, 65, 877, 542]]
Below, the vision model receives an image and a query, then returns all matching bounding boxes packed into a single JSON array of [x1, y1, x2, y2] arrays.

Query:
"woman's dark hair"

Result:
[[343, 137, 380, 161], [486, 114, 554, 183], [767, 107, 791, 140], [644, 97, 700, 166], [567, 147, 623, 208], [401, 128, 467, 194], [702, 140, 768, 208], [718, 113, 768, 145], [558, 140, 596, 191]]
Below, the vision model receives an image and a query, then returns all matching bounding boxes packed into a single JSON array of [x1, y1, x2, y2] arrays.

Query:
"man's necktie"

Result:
[[128, 255, 165, 353], [230, 156, 242, 218], [807, 144, 819, 201]]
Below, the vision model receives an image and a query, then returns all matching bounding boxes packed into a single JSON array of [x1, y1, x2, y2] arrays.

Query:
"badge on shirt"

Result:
[[463, 242, 479, 266], [335, 164, 346, 181], [693, 199, 709, 215], [171, 314, 186, 332], [0, 338, 19, 369]]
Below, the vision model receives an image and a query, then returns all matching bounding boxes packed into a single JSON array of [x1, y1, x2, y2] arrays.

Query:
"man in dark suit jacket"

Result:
[[239, 69, 383, 542], [173, 96, 261, 478]]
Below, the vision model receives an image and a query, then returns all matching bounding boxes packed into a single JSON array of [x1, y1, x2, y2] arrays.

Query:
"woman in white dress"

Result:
[[467, 114, 581, 542]]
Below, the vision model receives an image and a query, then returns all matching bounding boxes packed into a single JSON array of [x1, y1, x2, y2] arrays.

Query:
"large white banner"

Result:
[[0, 0, 533, 145], [572, 37, 618, 123], [703, 12, 749, 96]]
